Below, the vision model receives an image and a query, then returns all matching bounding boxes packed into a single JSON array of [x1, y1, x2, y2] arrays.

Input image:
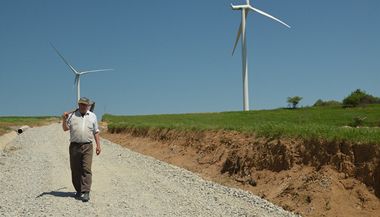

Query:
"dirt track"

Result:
[[0, 124, 296, 217]]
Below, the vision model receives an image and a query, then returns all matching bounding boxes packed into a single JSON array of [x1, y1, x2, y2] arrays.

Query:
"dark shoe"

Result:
[[82, 192, 90, 202], [74, 192, 82, 200]]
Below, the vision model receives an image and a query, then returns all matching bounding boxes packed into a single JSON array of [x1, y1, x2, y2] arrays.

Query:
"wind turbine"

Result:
[[50, 43, 113, 103], [231, 0, 290, 111]]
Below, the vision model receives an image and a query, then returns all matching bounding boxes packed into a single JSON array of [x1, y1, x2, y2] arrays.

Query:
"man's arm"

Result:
[[62, 112, 69, 131], [94, 132, 101, 155], [93, 115, 101, 155]]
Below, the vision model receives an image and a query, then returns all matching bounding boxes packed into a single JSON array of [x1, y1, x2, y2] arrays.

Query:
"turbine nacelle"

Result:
[[231, 4, 250, 10], [231, 0, 251, 10]]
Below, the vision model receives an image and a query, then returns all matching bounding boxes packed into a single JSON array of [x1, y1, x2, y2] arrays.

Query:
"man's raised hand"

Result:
[[62, 112, 69, 120]]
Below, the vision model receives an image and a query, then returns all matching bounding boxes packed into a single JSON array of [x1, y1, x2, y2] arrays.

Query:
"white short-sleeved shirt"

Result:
[[66, 110, 99, 143]]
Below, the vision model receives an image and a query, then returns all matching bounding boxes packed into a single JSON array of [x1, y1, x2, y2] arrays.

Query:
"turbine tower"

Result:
[[50, 43, 113, 103], [231, 0, 290, 111]]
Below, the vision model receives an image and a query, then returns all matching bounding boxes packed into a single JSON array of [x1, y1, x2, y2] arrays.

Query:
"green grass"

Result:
[[102, 105, 380, 144], [0, 116, 59, 135]]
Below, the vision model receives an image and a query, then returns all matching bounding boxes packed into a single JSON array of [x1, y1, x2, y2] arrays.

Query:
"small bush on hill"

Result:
[[343, 89, 380, 108], [313, 99, 342, 107]]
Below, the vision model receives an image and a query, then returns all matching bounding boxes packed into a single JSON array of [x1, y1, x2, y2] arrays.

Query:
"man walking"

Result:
[[62, 97, 101, 202]]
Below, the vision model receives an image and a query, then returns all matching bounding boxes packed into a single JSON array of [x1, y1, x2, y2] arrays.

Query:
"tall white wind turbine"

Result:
[[231, 0, 290, 111], [50, 43, 113, 103]]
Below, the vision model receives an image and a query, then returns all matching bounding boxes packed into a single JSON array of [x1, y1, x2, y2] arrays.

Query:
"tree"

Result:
[[287, 96, 303, 109], [342, 89, 380, 107]]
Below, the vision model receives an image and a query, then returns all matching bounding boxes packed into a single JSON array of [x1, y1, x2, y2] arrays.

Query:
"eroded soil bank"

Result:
[[102, 127, 380, 217]]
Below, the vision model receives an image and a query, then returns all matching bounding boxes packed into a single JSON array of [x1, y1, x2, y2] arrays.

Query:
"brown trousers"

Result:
[[69, 142, 93, 193]]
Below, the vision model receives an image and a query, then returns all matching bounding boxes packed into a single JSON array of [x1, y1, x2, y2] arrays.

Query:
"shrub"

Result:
[[313, 99, 341, 107], [343, 89, 380, 108], [349, 116, 367, 127]]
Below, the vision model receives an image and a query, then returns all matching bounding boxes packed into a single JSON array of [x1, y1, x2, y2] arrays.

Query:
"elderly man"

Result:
[[62, 97, 101, 202]]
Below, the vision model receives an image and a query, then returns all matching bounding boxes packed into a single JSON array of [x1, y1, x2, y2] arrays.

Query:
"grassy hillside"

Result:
[[103, 105, 380, 144], [0, 116, 58, 135]]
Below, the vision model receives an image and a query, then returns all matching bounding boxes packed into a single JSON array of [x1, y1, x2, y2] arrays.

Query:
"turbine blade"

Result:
[[248, 6, 291, 28], [232, 22, 242, 56], [80, 69, 114, 75], [73, 75, 78, 88], [232, 11, 248, 56], [49, 42, 79, 75]]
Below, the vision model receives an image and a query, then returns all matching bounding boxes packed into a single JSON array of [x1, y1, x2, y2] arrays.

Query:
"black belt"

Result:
[[70, 142, 92, 145]]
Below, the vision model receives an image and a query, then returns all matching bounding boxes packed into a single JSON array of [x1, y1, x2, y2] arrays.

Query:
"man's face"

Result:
[[78, 103, 89, 114]]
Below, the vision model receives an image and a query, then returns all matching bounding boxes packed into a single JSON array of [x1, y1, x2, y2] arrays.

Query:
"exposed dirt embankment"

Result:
[[103, 126, 380, 217]]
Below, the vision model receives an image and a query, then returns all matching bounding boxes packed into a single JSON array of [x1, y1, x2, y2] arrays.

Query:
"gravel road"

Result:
[[0, 124, 298, 217]]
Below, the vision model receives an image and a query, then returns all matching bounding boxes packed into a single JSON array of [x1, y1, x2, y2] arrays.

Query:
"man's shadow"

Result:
[[36, 187, 75, 198]]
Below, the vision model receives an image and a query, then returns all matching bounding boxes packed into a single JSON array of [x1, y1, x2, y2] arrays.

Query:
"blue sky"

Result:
[[0, 0, 379, 117]]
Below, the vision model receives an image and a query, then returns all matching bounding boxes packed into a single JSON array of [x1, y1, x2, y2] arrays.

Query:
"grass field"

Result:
[[0, 116, 59, 135], [103, 104, 380, 144]]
